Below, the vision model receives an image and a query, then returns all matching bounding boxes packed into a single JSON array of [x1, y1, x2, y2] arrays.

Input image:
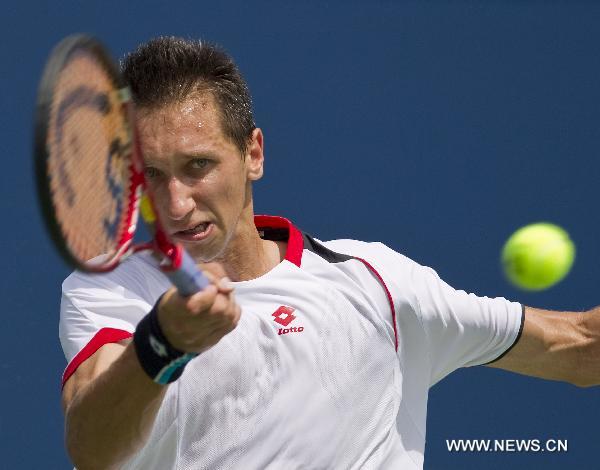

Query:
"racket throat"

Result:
[[154, 229, 184, 271]]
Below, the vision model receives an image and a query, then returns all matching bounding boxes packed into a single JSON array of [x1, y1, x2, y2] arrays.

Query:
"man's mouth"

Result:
[[172, 222, 213, 241]]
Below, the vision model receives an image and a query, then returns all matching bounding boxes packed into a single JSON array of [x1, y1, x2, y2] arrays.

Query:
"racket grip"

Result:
[[164, 249, 211, 296]]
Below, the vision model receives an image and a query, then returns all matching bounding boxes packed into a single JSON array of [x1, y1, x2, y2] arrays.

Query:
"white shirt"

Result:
[[60, 215, 523, 469]]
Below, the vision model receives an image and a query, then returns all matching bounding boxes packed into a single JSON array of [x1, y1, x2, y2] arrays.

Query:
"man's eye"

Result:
[[144, 167, 160, 178], [190, 158, 209, 169]]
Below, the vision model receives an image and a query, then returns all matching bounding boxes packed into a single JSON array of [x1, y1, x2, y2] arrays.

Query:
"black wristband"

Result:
[[133, 297, 198, 385]]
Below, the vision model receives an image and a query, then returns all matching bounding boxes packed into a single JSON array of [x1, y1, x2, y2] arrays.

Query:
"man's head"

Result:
[[122, 36, 256, 155], [123, 37, 264, 263]]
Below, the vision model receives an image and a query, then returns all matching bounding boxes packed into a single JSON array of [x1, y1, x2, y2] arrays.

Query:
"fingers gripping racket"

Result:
[[34, 34, 209, 295]]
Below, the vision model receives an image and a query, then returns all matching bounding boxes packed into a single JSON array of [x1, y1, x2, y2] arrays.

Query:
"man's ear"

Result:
[[245, 128, 264, 181]]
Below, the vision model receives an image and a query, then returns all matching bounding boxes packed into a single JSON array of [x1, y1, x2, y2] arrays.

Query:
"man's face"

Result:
[[137, 92, 263, 262]]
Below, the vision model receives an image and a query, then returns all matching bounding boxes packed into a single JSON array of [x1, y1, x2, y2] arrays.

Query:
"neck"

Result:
[[214, 211, 286, 282]]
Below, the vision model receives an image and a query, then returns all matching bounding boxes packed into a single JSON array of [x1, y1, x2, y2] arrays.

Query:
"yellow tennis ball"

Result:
[[501, 222, 575, 291], [139, 194, 156, 223]]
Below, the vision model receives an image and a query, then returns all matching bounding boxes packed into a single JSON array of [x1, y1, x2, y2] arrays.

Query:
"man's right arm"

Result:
[[62, 270, 240, 470], [62, 340, 167, 470]]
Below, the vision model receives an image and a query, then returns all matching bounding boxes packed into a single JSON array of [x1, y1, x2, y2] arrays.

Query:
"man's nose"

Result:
[[165, 177, 195, 221]]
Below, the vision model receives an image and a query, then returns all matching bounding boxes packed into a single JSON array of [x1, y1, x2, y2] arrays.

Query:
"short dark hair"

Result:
[[122, 37, 256, 154]]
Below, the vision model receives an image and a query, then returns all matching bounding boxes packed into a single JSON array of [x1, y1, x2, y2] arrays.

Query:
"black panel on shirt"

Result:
[[258, 226, 353, 263], [301, 233, 354, 264]]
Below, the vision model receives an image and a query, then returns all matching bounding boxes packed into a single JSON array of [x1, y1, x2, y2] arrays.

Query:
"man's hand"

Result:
[[157, 263, 242, 353]]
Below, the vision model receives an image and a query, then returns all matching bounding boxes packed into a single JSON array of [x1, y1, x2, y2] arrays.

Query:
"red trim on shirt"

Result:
[[254, 215, 304, 267], [62, 328, 133, 388], [355, 257, 399, 351]]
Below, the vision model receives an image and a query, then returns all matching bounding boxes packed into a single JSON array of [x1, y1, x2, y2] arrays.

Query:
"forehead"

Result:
[[138, 91, 220, 132], [137, 92, 231, 158]]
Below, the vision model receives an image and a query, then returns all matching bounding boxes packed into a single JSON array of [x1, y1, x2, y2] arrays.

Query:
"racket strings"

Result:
[[46, 50, 133, 264]]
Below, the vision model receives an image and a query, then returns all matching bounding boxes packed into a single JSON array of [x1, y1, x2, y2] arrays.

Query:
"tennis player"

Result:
[[59, 37, 599, 470]]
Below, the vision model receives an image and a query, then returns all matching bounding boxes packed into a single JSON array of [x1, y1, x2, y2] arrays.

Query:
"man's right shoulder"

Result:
[[59, 252, 167, 368], [62, 251, 166, 294]]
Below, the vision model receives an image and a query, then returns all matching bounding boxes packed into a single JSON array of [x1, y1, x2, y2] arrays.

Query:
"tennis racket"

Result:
[[34, 34, 209, 295]]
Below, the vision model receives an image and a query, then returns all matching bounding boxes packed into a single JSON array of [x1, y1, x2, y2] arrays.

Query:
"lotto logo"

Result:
[[278, 326, 304, 335], [272, 305, 297, 326]]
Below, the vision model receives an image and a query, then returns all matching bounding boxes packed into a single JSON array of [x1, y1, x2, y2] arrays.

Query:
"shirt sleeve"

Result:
[[323, 240, 524, 387], [59, 254, 169, 383], [406, 259, 524, 385]]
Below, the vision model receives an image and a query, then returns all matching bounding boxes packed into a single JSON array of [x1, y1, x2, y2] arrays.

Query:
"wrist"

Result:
[[133, 297, 198, 385]]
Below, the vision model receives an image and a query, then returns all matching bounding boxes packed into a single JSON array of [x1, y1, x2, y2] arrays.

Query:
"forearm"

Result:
[[487, 307, 597, 387], [573, 307, 600, 387], [528, 309, 585, 385], [65, 343, 167, 470]]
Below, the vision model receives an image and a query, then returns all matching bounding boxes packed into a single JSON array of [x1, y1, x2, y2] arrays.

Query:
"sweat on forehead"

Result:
[[136, 91, 233, 146], [137, 90, 216, 119]]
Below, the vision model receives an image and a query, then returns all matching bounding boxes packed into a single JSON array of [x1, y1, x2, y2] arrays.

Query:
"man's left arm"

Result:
[[486, 306, 600, 387]]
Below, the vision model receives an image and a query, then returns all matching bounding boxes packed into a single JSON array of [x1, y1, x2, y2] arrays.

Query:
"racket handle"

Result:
[[164, 248, 211, 296]]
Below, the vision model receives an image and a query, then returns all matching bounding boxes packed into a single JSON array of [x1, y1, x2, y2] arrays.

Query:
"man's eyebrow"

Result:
[[177, 150, 220, 159], [143, 150, 219, 165], [141, 156, 161, 167]]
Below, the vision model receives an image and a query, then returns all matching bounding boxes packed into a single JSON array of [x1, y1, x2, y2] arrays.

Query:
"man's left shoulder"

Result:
[[315, 238, 430, 285], [319, 238, 404, 262]]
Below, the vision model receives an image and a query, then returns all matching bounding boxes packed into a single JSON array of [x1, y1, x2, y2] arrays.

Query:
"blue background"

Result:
[[2, 1, 599, 468]]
